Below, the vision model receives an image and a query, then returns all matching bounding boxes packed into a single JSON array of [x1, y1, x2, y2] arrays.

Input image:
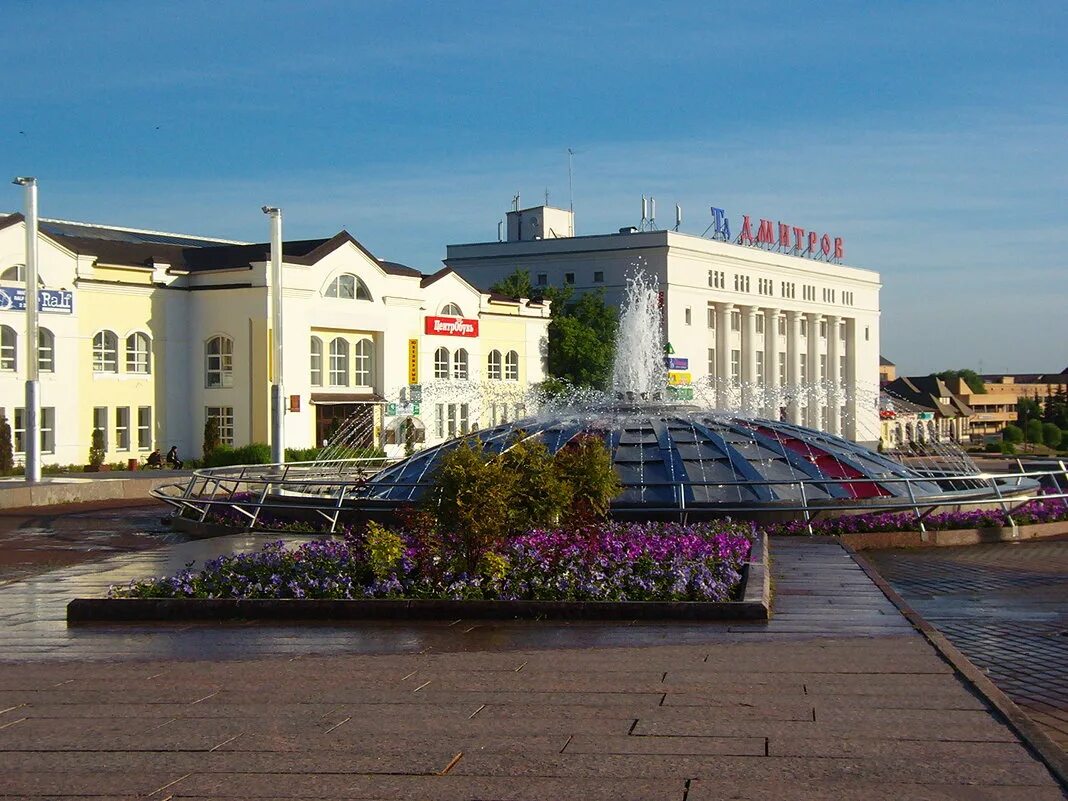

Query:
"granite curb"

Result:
[[841, 520, 1068, 550], [66, 533, 770, 624], [846, 542, 1068, 792]]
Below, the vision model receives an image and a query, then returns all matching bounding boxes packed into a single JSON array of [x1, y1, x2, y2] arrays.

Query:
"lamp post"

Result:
[[262, 206, 284, 465], [13, 177, 40, 484]]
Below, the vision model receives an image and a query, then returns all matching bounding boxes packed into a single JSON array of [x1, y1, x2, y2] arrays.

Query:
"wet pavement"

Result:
[[866, 536, 1068, 753]]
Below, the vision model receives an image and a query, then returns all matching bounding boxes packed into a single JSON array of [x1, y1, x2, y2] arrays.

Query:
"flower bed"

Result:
[[108, 521, 754, 604], [763, 497, 1068, 537]]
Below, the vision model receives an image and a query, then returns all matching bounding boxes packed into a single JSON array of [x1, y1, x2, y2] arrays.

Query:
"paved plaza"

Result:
[[0, 510, 1065, 798]]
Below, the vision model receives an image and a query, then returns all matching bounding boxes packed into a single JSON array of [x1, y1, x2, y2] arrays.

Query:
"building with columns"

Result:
[[446, 204, 882, 445]]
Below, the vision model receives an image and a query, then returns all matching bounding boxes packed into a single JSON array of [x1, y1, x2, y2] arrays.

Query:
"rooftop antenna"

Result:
[[544, 187, 549, 205], [640, 194, 648, 229], [674, 204, 682, 231], [512, 193, 521, 212], [567, 148, 575, 235], [497, 220, 503, 242], [649, 196, 656, 230]]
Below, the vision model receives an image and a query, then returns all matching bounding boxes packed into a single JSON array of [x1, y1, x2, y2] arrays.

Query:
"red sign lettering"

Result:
[[738, 215, 754, 245], [424, 316, 479, 337], [756, 218, 775, 244], [807, 231, 818, 254], [778, 222, 791, 248], [820, 234, 832, 256], [792, 226, 805, 251], [834, 237, 844, 259]]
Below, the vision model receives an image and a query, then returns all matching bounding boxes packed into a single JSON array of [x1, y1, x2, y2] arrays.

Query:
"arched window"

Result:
[[453, 348, 469, 380], [93, 330, 119, 373], [441, 302, 464, 317], [125, 332, 151, 374], [487, 349, 502, 381], [205, 335, 234, 387], [328, 337, 349, 386], [505, 350, 519, 381], [38, 328, 54, 373], [0, 265, 42, 285], [434, 347, 450, 379], [324, 273, 372, 301], [354, 338, 374, 386], [309, 336, 323, 386], [0, 326, 15, 371]]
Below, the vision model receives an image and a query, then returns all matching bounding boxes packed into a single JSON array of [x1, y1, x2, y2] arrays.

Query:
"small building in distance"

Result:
[[883, 375, 973, 443], [879, 356, 896, 384]]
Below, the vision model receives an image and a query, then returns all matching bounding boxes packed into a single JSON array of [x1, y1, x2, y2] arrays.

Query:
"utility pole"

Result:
[[13, 177, 40, 483], [262, 206, 285, 465]]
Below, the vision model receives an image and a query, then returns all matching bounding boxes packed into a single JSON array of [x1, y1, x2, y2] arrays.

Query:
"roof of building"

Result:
[[981, 370, 1068, 385], [879, 356, 895, 366], [879, 392, 928, 415], [885, 375, 973, 418]]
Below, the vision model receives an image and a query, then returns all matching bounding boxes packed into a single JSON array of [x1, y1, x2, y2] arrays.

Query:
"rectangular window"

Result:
[[310, 342, 323, 387], [756, 315, 764, 334], [820, 354, 827, 383], [778, 352, 787, 385], [564, 272, 575, 285], [116, 407, 130, 451], [684, 307, 691, 325], [800, 353, 808, 384], [707, 270, 715, 288], [12, 407, 54, 454], [730, 349, 740, 382], [865, 326, 870, 341], [435, 403, 445, 438], [821, 406, 829, 430], [593, 271, 604, 283], [707, 348, 716, 378], [459, 403, 470, 434], [800, 320, 808, 337], [730, 311, 740, 331], [778, 316, 786, 335], [755, 351, 765, 386], [707, 304, 715, 328], [840, 355, 846, 380], [820, 321, 827, 338], [514, 403, 526, 419], [13, 408, 23, 453], [93, 406, 108, 452], [137, 406, 152, 450], [447, 404, 457, 438], [536, 273, 548, 286], [205, 407, 234, 446]]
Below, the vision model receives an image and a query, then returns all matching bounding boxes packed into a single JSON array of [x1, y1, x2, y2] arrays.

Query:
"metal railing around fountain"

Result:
[[152, 459, 1068, 536]]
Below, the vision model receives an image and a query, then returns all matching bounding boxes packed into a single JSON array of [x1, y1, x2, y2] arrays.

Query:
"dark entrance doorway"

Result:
[[315, 403, 375, 449]]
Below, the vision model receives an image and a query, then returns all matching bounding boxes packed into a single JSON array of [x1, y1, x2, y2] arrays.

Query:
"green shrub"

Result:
[[0, 416, 12, 472], [1002, 424, 1023, 444], [983, 442, 1000, 453], [88, 429, 106, 468], [284, 447, 321, 463], [554, 433, 622, 521], [203, 443, 272, 468], [1024, 419, 1044, 445], [365, 521, 405, 580], [203, 417, 220, 457], [1042, 423, 1062, 449], [500, 432, 573, 532], [999, 441, 1017, 455]]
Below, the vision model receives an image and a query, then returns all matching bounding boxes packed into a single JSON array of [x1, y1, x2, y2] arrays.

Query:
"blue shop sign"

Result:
[[665, 356, 689, 370], [0, 287, 74, 314]]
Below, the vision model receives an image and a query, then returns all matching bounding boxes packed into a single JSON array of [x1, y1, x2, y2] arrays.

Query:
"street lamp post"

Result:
[[13, 177, 40, 484], [262, 206, 284, 465]]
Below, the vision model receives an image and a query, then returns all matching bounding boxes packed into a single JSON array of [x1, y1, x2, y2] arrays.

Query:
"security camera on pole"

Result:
[[262, 206, 285, 465], [12, 177, 40, 483]]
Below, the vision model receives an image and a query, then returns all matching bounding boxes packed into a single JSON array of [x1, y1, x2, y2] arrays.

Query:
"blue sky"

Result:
[[3, 0, 1066, 374]]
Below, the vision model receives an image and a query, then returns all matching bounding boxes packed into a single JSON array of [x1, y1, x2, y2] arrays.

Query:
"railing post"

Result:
[[797, 480, 813, 536], [328, 486, 348, 534], [250, 482, 271, 529], [989, 477, 1015, 528], [904, 478, 926, 534], [676, 482, 686, 524]]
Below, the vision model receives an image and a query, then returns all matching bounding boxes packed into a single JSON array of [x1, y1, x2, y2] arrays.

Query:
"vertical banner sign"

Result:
[[408, 339, 419, 385]]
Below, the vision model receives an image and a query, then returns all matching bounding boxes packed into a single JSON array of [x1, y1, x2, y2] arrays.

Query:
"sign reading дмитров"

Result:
[[424, 316, 478, 337], [0, 287, 73, 314], [709, 206, 843, 262]]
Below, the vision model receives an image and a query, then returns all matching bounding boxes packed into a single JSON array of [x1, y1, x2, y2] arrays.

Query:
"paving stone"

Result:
[[686, 780, 1068, 800]]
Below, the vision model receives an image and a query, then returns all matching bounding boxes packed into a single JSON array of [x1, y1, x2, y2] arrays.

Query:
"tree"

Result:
[[934, 369, 986, 394], [1024, 418, 1044, 448], [88, 429, 106, 469], [490, 269, 534, 299], [1042, 423, 1062, 450], [546, 289, 618, 389], [500, 432, 572, 532], [1002, 424, 1023, 444], [553, 433, 622, 522], [0, 416, 13, 472], [203, 417, 220, 457], [1016, 395, 1042, 427]]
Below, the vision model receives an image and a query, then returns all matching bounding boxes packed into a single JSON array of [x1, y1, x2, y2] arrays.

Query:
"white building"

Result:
[[446, 204, 882, 445], [0, 213, 550, 466]]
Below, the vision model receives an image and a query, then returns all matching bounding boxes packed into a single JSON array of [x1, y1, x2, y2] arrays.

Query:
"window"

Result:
[[435, 403, 445, 439], [840, 355, 846, 381], [354, 338, 374, 386], [0, 326, 15, 371], [800, 320, 808, 337], [730, 349, 741, 382], [800, 353, 808, 384], [487, 349, 502, 380], [778, 352, 787, 385], [865, 326, 870, 341], [13, 407, 55, 454], [447, 404, 457, 437], [310, 336, 323, 386], [441, 303, 464, 317], [93, 407, 108, 452], [820, 354, 827, 383], [758, 278, 774, 296], [116, 407, 130, 451], [564, 272, 575, 284], [707, 348, 716, 378], [593, 271, 604, 283], [329, 338, 349, 386], [710, 270, 725, 289], [125, 332, 151, 374], [684, 307, 692, 325], [756, 315, 764, 334], [504, 350, 519, 381], [755, 351, 765, 386], [1, 265, 25, 282], [325, 273, 371, 301], [730, 311, 740, 331], [707, 304, 716, 328], [205, 406, 235, 446], [733, 274, 750, 292], [205, 336, 233, 388], [137, 406, 152, 450], [434, 346, 450, 379], [38, 328, 54, 372], [93, 330, 118, 373], [453, 348, 469, 380], [778, 316, 786, 335], [819, 321, 827, 338], [536, 273, 548, 286]]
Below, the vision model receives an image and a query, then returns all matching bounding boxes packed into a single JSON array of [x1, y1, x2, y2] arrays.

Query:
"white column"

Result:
[[764, 309, 780, 419], [806, 313, 821, 429], [263, 206, 285, 465], [741, 305, 758, 414], [14, 177, 40, 484], [844, 317, 858, 440], [826, 315, 841, 436], [786, 310, 802, 425], [716, 302, 733, 410]]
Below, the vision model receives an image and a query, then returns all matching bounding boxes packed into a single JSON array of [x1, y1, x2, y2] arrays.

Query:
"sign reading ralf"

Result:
[[0, 287, 74, 314], [424, 316, 478, 337], [709, 206, 843, 262]]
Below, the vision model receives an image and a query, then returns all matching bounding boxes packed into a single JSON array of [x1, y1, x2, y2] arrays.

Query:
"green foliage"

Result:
[[490, 269, 534, 298], [284, 447, 321, 462], [88, 429, 106, 468], [403, 417, 416, 458], [553, 433, 622, 521], [1002, 424, 1023, 444], [425, 440, 516, 573], [983, 441, 1000, 453], [203, 443, 272, 468], [1042, 422, 1062, 449], [203, 417, 220, 456], [934, 369, 986, 394], [0, 416, 12, 472], [1016, 396, 1042, 427], [546, 289, 618, 389], [365, 521, 405, 580], [999, 441, 1017, 455], [1024, 418, 1044, 444], [500, 433, 573, 532]]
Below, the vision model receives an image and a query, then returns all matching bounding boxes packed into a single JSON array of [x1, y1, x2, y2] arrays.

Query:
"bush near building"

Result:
[[1002, 424, 1024, 444], [0, 417, 12, 472]]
